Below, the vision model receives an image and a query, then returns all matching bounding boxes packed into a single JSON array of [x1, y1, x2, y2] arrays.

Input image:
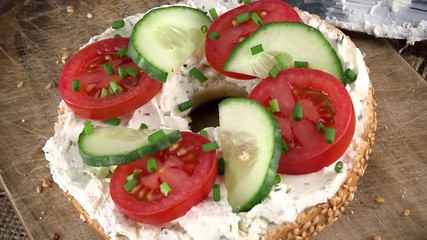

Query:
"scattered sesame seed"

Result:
[[56, 60, 60, 64], [373, 235, 381, 240], [17, 81, 24, 88], [51, 232, 60, 240], [42, 177, 52, 188], [87, 13, 93, 19], [36, 186, 42, 193], [66, 5, 75, 13], [403, 209, 411, 217], [375, 197, 385, 203], [260, 11, 267, 17], [41, 211, 45, 215], [45, 82, 55, 89], [80, 213, 87, 222], [21, 119, 25, 123]]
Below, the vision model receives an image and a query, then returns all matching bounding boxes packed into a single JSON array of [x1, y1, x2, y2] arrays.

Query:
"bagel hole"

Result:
[[189, 98, 224, 132]]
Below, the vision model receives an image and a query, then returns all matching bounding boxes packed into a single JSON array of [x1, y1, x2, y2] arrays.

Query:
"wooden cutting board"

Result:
[[0, 0, 426, 239]]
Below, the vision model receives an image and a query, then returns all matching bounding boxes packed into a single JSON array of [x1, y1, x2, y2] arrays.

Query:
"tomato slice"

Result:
[[205, 0, 302, 80], [110, 132, 218, 224], [59, 38, 162, 120], [248, 68, 355, 175]]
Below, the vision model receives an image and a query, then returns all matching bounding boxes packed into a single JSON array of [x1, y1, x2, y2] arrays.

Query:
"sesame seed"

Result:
[[403, 209, 411, 217], [260, 11, 267, 17], [36, 186, 42, 193], [45, 82, 55, 89], [51, 232, 60, 240], [79, 214, 87, 222], [375, 197, 385, 203], [42, 177, 52, 188], [66, 5, 75, 13], [87, 13, 93, 19], [17, 81, 24, 88], [373, 235, 381, 240]]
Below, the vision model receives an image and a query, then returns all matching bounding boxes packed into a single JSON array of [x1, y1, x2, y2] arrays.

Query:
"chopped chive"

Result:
[[202, 141, 219, 153], [281, 139, 288, 153], [208, 31, 220, 40], [201, 25, 208, 33], [139, 123, 148, 130], [274, 174, 281, 185], [83, 121, 93, 134], [199, 129, 209, 138], [160, 182, 172, 196], [103, 62, 114, 75], [178, 100, 192, 112], [243, 0, 252, 3], [251, 44, 264, 55], [103, 118, 121, 126], [237, 12, 251, 23], [268, 66, 280, 78], [251, 13, 262, 26], [317, 121, 325, 133], [114, 33, 122, 38], [344, 68, 357, 83], [218, 158, 225, 175], [110, 81, 122, 94], [269, 99, 280, 113], [325, 127, 336, 143], [293, 103, 303, 121], [189, 67, 208, 83], [334, 161, 343, 173], [275, 54, 287, 70], [126, 172, 139, 181], [126, 66, 138, 78], [147, 158, 157, 173], [72, 79, 80, 92], [209, 8, 218, 21], [112, 19, 125, 29], [116, 47, 127, 58], [118, 66, 127, 79], [294, 61, 309, 68], [123, 179, 137, 192], [212, 184, 221, 202], [100, 88, 108, 98], [148, 130, 166, 143]]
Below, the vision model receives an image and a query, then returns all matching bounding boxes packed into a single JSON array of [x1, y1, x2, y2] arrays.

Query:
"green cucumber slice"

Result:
[[223, 22, 344, 82], [128, 6, 212, 82], [78, 127, 181, 166], [218, 98, 282, 212]]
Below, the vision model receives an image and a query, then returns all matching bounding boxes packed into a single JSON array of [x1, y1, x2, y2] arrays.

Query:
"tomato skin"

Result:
[[110, 132, 218, 224], [59, 38, 162, 120], [249, 68, 355, 174], [205, 0, 302, 80]]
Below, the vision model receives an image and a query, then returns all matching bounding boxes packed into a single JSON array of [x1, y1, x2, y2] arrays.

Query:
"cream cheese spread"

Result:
[[43, 0, 371, 239]]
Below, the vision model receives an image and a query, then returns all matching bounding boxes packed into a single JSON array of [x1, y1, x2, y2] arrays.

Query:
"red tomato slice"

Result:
[[59, 38, 162, 120], [205, 0, 302, 80], [110, 132, 218, 224], [249, 68, 355, 174]]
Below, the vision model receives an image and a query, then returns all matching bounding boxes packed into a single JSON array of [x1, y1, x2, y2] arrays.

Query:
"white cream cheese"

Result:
[[43, 0, 371, 239]]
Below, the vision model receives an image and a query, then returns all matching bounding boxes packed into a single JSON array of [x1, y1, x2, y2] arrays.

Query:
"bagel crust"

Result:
[[44, 1, 376, 239]]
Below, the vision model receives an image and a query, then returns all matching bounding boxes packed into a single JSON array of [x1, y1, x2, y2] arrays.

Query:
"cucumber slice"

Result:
[[218, 98, 282, 212], [78, 127, 181, 166], [128, 6, 212, 82], [223, 22, 344, 82]]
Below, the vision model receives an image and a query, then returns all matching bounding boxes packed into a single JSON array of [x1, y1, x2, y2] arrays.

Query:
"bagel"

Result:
[[43, 0, 376, 239]]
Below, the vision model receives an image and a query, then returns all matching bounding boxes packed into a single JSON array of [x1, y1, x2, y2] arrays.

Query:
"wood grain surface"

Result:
[[0, 1, 426, 240]]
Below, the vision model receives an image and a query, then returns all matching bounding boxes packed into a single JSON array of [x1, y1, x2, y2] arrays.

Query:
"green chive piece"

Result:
[[83, 121, 93, 134], [325, 127, 336, 143], [148, 130, 166, 143], [251, 13, 262, 26], [294, 61, 309, 68], [251, 44, 264, 55], [189, 67, 208, 83], [178, 100, 192, 112], [126, 66, 138, 78], [344, 68, 357, 83], [160, 182, 172, 196], [147, 158, 157, 173], [112, 19, 125, 29], [268, 66, 280, 78], [317, 121, 325, 133], [269, 99, 280, 113], [126, 172, 139, 181], [218, 158, 225, 175], [212, 184, 221, 202], [103, 62, 114, 75], [114, 33, 122, 38], [275, 54, 287, 70], [199, 130, 209, 138], [281, 139, 288, 153], [139, 123, 148, 130], [103, 118, 121, 126], [116, 47, 127, 58], [202, 141, 219, 153], [209, 8, 218, 21], [123, 179, 137, 192], [293, 103, 303, 121], [110, 81, 121, 94], [237, 12, 251, 23], [72, 79, 80, 92], [208, 31, 220, 40], [274, 174, 281, 185], [100, 88, 108, 98], [201, 25, 208, 33], [334, 161, 343, 173], [243, 0, 253, 3], [118, 66, 127, 79]]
